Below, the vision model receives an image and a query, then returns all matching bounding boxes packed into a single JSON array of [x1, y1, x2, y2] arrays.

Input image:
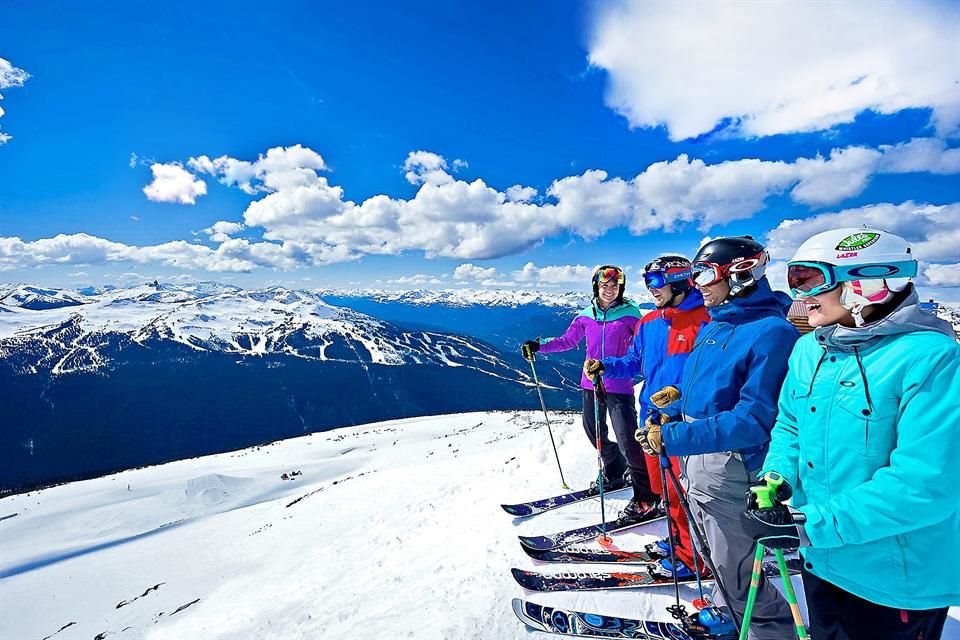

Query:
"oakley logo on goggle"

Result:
[[846, 264, 902, 278], [727, 258, 761, 273]]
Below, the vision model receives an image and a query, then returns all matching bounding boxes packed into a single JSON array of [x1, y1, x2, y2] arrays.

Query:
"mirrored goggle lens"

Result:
[[599, 267, 622, 283], [644, 272, 667, 289], [787, 264, 829, 295], [692, 262, 722, 286]]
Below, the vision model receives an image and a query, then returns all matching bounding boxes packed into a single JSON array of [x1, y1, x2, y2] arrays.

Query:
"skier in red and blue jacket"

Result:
[[522, 265, 661, 518], [586, 256, 710, 579]]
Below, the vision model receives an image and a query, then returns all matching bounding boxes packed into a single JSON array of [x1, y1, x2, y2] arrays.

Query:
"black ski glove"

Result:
[[740, 504, 805, 549], [521, 340, 540, 361], [744, 472, 793, 511]]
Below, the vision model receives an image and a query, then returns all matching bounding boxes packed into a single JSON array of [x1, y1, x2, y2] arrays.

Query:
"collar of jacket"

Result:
[[815, 286, 957, 353], [584, 298, 639, 321], [660, 287, 705, 321], [707, 278, 791, 326]]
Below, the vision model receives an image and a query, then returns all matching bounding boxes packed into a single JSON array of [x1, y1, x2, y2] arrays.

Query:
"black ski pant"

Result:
[[581, 390, 657, 502], [801, 565, 949, 640]]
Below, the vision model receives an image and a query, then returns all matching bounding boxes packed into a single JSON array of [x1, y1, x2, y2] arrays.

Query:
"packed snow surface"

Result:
[[1, 411, 958, 639]]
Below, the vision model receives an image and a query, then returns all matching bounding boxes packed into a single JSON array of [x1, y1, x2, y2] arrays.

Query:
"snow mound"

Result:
[[178, 474, 255, 508]]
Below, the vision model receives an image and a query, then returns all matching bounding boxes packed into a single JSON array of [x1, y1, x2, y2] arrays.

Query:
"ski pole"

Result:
[[592, 375, 609, 543], [651, 410, 683, 621], [745, 474, 809, 639], [739, 543, 765, 640], [662, 460, 743, 636], [776, 548, 809, 639], [527, 356, 569, 490]]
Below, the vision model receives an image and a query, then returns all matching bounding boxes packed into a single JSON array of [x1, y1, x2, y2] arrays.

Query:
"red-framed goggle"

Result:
[[692, 252, 766, 286]]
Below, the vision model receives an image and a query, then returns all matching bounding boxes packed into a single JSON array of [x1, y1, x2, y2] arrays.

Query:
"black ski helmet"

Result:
[[692, 236, 769, 299], [592, 265, 626, 303], [643, 255, 693, 296]]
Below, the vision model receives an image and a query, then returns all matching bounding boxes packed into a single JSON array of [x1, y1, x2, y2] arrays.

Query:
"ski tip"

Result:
[[501, 504, 532, 516], [510, 568, 541, 591], [511, 598, 539, 629], [518, 535, 552, 551]]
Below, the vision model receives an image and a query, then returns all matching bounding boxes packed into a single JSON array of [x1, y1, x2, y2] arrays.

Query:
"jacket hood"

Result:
[[708, 277, 791, 325], [816, 286, 957, 352]]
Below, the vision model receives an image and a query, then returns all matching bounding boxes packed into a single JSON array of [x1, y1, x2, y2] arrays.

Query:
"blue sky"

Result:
[[1, 1, 958, 298]]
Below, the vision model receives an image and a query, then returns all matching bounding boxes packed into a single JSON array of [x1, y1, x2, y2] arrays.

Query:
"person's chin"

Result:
[[806, 303, 837, 327]]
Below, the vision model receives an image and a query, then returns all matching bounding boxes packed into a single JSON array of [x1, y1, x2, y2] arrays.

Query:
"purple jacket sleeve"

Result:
[[538, 316, 586, 354], [602, 327, 643, 379]]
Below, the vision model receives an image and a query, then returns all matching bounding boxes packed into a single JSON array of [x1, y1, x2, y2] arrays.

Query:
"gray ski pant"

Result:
[[682, 451, 795, 640]]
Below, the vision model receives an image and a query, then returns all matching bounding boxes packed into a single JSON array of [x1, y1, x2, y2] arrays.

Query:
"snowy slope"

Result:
[[2, 410, 957, 640], [0, 283, 88, 310]]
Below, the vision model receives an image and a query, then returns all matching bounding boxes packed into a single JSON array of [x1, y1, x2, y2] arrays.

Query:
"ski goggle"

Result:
[[644, 269, 692, 289], [692, 252, 766, 287], [787, 260, 918, 298], [594, 266, 625, 286]]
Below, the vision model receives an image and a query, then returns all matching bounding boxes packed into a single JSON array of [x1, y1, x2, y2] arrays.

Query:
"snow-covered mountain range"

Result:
[[1, 282, 586, 492], [1, 410, 957, 640], [316, 287, 595, 308], [0, 282, 520, 375]]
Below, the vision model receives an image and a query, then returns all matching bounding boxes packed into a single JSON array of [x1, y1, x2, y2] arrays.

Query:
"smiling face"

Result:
[[697, 279, 730, 307], [597, 278, 620, 308], [803, 287, 855, 327]]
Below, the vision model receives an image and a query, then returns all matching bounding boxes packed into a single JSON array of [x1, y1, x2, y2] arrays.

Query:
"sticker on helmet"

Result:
[[835, 232, 880, 251]]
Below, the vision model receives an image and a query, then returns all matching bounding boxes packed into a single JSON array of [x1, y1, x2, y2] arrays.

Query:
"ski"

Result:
[[501, 484, 629, 517], [518, 509, 664, 551], [522, 543, 658, 564], [512, 558, 801, 592], [512, 598, 732, 639], [523, 543, 795, 565]]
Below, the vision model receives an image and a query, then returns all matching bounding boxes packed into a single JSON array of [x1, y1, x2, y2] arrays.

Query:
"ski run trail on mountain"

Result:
[[1, 411, 957, 640]]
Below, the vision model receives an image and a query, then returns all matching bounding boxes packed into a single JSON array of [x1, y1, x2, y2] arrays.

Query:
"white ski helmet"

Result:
[[787, 227, 917, 325]]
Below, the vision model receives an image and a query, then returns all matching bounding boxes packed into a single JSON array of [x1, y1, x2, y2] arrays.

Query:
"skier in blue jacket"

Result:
[[637, 236, 798, 639], [743, 228, 960, 640]]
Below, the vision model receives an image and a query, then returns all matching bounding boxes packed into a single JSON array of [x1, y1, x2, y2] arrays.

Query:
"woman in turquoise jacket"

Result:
[[745, 228, 960, 640]]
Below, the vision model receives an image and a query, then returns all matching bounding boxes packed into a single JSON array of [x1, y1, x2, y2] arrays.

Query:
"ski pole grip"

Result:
[[751, 471, 784, 509], [644, 409, 671, 467]]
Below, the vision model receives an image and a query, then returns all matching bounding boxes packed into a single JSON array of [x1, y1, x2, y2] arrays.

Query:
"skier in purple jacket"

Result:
[[522, 265, 661, 518]]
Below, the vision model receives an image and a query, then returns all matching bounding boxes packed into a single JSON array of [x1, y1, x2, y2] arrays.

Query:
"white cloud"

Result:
[[506, 185, 537, 203], [129, 153, 139, 168], [588, 1, 960, 140], [923, 263, 960, 287], [0, 58, 30, 144], [68, 271, 89, 278], [765, 201, 960, 262], [403, 151, 453, 186], [879, 137, 960, 175], [0, 233, 313, 273], [387, 274, 445, 286], [20, 140, 960, 276], [135, 142, 958, 270], [513, 262, 594, 284], [203, 221, 246, 243], [453, 263, 498, 281], [188, 144, 328, 195], [143, 163, 208, 205]]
